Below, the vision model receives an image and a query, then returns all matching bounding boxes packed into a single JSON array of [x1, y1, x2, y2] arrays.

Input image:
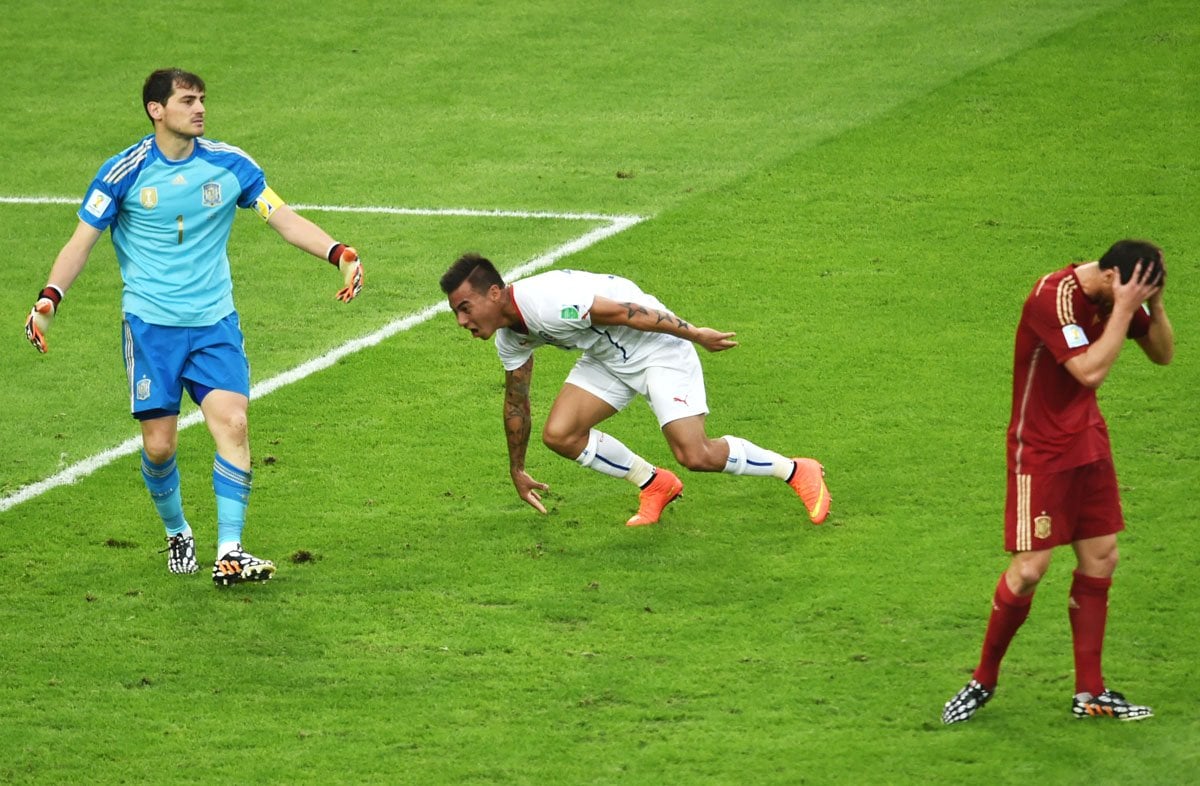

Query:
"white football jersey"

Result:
[[494, 270, 686, 372]]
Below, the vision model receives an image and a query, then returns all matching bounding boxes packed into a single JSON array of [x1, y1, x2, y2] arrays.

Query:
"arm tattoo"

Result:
[[619, 301, 692, 332], [504, 357, 535, 471]]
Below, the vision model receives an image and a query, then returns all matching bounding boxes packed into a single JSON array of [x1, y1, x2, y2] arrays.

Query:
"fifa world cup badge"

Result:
[[84, 189, 112, 218], [1034, 514, 1052, 540], [1062, 324, 1088, 349]]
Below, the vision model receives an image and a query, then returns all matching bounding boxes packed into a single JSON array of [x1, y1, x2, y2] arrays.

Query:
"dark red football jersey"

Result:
[[1007, 265, 1150, 474]]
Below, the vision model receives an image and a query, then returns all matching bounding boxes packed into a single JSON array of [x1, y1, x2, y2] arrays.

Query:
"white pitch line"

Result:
[[0, 195, 640, 224], [0, 201, 645, 513], [0, 196, 76, 205]]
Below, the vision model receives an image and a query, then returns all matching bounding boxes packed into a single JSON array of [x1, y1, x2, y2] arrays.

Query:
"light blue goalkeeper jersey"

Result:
[[78, 134, 268, 326]]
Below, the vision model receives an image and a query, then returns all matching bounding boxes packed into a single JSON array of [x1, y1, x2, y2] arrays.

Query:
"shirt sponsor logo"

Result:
[[84, 189, 112, 218], [1062, 323, 1089, 349], [139, 187, 158, 210], [201, 181, 222, 207], [172, 174, 187, 185]]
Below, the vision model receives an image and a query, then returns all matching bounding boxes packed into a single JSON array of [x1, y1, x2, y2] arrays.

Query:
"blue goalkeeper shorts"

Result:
[[122, 312, 250, 420]]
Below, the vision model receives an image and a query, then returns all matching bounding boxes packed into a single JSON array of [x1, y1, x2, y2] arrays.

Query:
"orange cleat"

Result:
[[788, 458, 830, 524], [626, 468, 684, 527]]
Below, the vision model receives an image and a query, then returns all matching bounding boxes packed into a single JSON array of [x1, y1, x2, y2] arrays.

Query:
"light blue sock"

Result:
[[213, 453, 252, 554], [141, 451, 188, 535]]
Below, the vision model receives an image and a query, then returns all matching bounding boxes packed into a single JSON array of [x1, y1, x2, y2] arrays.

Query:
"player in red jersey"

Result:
[[943, 239, 1174, 724]]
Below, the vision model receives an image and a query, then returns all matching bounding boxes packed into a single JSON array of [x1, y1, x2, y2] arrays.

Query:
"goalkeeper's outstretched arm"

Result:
[[24, 221, 103, 353], [45, 221, 103, 297], [266, 204, 364, 302]]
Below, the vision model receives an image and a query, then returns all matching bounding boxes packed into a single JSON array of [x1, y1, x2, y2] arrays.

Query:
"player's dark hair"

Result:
[[1098, 239, 1164, 285], [440, 253, 505, 295], [142, 68, 205, 123]]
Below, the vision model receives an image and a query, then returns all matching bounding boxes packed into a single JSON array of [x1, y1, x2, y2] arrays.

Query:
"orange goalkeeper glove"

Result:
[[24, 285, 63, 354], [327, 243, 363, 303]]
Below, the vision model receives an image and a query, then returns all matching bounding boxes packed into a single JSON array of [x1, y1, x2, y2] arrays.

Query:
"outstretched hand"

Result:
[[328, 244, 363, 302], [24, 288, 61, 353], [512, 469, 550, 514], [694, 327, 738, 352]]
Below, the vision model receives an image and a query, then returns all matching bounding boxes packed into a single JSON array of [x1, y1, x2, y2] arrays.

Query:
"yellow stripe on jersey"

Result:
[[1056, 277, 1077, 327], [253, 186, 285, 221], [1015, 473, 1032, 551]]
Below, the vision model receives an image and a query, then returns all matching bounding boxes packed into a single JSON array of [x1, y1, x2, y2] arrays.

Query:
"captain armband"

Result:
[[253, 186, 286, 221]]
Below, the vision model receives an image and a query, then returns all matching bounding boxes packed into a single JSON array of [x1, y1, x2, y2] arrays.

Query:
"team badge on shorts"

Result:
[[136, 377, 152, 401], [560, 305, 580, 319], [139, 187, 158, 209], [201, 182, 223, 207], [1034, 514, 1052, 540]]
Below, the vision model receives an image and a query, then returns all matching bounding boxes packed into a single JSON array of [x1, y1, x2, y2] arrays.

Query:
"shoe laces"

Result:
[[159, 534, 187, 554]]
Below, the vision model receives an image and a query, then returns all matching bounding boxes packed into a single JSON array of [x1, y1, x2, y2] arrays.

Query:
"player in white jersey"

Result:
[[440, 253, 831, 527], [24, 68, 365, 587]]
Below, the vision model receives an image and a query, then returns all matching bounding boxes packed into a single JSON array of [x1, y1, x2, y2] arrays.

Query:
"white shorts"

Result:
[[564, 341, 709, 427]]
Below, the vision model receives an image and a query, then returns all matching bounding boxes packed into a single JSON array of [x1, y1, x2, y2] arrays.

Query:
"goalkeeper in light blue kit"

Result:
[[24, 68, 365, 586]]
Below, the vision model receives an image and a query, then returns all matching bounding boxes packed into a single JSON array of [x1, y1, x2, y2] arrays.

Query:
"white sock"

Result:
[[721, 435, 791, 478], [575, 429, 654, 486], [217, 540, 240, 558]]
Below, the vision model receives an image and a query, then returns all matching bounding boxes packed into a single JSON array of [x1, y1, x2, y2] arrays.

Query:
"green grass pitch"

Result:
[[1, 1, 1197, 783]]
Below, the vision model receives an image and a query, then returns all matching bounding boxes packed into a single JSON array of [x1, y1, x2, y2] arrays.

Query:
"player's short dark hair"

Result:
[[1098, 239, 1164, 285], [142, 68, 205, 123], [440, 253, 505, 295]]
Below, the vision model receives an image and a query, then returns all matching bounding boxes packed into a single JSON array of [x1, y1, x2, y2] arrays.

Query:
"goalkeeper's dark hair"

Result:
[[1098, 239, 1164, 285], [440, 253, 506, 295], [142, 68, 205, 123]]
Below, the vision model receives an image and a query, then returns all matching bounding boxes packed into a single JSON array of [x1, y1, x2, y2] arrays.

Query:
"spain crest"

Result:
[[1034, 514, 1052, 540], [201, 181, 222, 207], [139, 187, 158, 209]]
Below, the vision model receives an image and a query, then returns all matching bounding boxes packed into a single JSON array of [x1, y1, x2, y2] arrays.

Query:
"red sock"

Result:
[[1069, 570, 1111, 696], [973, 572, 1034, 689]]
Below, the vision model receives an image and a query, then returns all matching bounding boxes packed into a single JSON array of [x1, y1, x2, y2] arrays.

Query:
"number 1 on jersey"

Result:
[[176, 214, 184, 244]]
